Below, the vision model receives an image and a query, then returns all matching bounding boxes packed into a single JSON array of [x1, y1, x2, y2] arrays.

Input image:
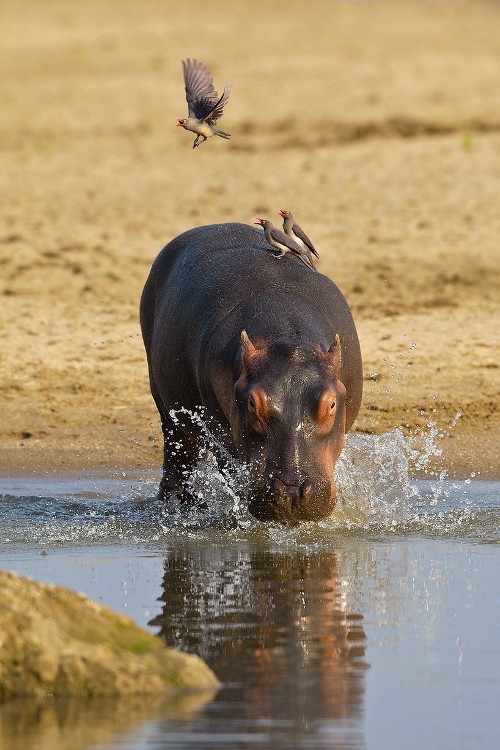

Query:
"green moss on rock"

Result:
[[0, 570, 220, 703]]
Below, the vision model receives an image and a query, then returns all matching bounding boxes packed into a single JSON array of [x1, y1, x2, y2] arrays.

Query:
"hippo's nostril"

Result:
[[300, 479, 314, 499], [250, 474, 335, 523], [270, 477, 299, 511]]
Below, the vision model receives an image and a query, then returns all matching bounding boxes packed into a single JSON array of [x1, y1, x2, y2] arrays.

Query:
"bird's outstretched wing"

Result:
[[205, 83, 233, 125], [182, 59, 231, 122]]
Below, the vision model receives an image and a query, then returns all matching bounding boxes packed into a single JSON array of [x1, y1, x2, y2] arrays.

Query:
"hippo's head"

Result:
[[230, 331, 347, 525]]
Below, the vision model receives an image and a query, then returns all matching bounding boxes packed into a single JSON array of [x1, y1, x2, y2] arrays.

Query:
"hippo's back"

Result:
[[140, 223, 363, 428]]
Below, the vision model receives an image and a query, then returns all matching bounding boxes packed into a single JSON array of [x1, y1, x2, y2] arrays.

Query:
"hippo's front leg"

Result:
[[158, 415, 200, 502]]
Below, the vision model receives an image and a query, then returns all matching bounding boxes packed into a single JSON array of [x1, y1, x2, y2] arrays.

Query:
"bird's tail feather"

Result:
[[215, 130, 231, 139]]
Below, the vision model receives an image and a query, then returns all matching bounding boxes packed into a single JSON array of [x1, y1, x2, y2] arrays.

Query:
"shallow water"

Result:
[[0, 434, 499, 749]]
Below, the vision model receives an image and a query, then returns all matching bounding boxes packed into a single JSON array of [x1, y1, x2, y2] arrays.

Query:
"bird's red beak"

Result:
[[254, 218, 264, 225], [176, 120, 183, 126]]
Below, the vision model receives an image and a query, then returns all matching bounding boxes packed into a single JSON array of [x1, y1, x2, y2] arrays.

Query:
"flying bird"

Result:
[[177, 59, 232, 149], [279, 209, 319, 259], [254, 218, 315, 270]]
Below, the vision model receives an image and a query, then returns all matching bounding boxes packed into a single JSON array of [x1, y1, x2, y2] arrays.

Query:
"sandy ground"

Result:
[[1, 0, 499, 479]]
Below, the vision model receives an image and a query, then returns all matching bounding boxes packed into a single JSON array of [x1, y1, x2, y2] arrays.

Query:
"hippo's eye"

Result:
[[330, 400, 336, 413], [246, 387, 268, 432]]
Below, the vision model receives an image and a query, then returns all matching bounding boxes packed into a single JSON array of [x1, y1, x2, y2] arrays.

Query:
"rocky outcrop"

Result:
[[0, 570, 220, 703]]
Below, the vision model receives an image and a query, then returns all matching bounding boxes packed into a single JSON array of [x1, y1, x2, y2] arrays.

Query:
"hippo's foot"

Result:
[[158, 473, 196, 503], [157, 420, 201, 504]]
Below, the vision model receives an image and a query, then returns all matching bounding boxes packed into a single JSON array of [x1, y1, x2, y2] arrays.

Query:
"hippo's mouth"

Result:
[[248, 476, 335, 525]]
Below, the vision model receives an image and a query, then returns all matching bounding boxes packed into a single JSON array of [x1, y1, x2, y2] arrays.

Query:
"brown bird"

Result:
[[279, 209, 319, 259], [177, 59, 232, 149], [254, 218, 315, 270]]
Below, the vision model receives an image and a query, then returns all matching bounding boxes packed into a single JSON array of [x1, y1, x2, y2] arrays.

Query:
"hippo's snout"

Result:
[[248, 475, 335, 525], [270, 476, 312, 504]]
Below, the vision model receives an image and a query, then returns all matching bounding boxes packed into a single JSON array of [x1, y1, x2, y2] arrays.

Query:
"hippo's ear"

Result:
[[325, 334, 342, 379], [241, 330, 256, 359], [240, 330, 266, 373]]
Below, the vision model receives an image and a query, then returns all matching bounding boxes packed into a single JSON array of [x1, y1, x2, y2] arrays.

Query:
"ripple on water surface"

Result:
[[0, 431, 498, 548]]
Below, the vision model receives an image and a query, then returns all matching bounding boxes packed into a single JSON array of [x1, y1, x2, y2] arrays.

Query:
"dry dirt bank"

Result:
[[1, 0, 499, 478]]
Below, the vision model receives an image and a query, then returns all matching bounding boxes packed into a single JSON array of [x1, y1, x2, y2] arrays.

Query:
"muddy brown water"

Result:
[[0, 440, 499, 749]]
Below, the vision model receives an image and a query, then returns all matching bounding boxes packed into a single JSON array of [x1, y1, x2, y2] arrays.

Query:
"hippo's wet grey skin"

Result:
[[140, 223, 362, 525]]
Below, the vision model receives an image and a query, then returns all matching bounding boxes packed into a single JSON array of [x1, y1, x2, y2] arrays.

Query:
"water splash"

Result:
[[161, 406, 257, 530], [159, 451, 256, 532], [333, 429, 415, 526], [1, 409, 495, 545], [159, 410, 433, 531], [157, 408, 494, 538]]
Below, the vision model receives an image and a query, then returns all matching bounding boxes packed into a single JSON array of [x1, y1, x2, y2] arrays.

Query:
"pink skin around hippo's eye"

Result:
[[246, 387, 268, 435]]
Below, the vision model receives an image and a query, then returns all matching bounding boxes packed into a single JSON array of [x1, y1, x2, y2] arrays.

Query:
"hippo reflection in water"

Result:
[[140, 223, 362, 525]]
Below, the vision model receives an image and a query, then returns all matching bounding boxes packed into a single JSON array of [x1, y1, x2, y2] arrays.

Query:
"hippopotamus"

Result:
[[140, 222, 362, 524]]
